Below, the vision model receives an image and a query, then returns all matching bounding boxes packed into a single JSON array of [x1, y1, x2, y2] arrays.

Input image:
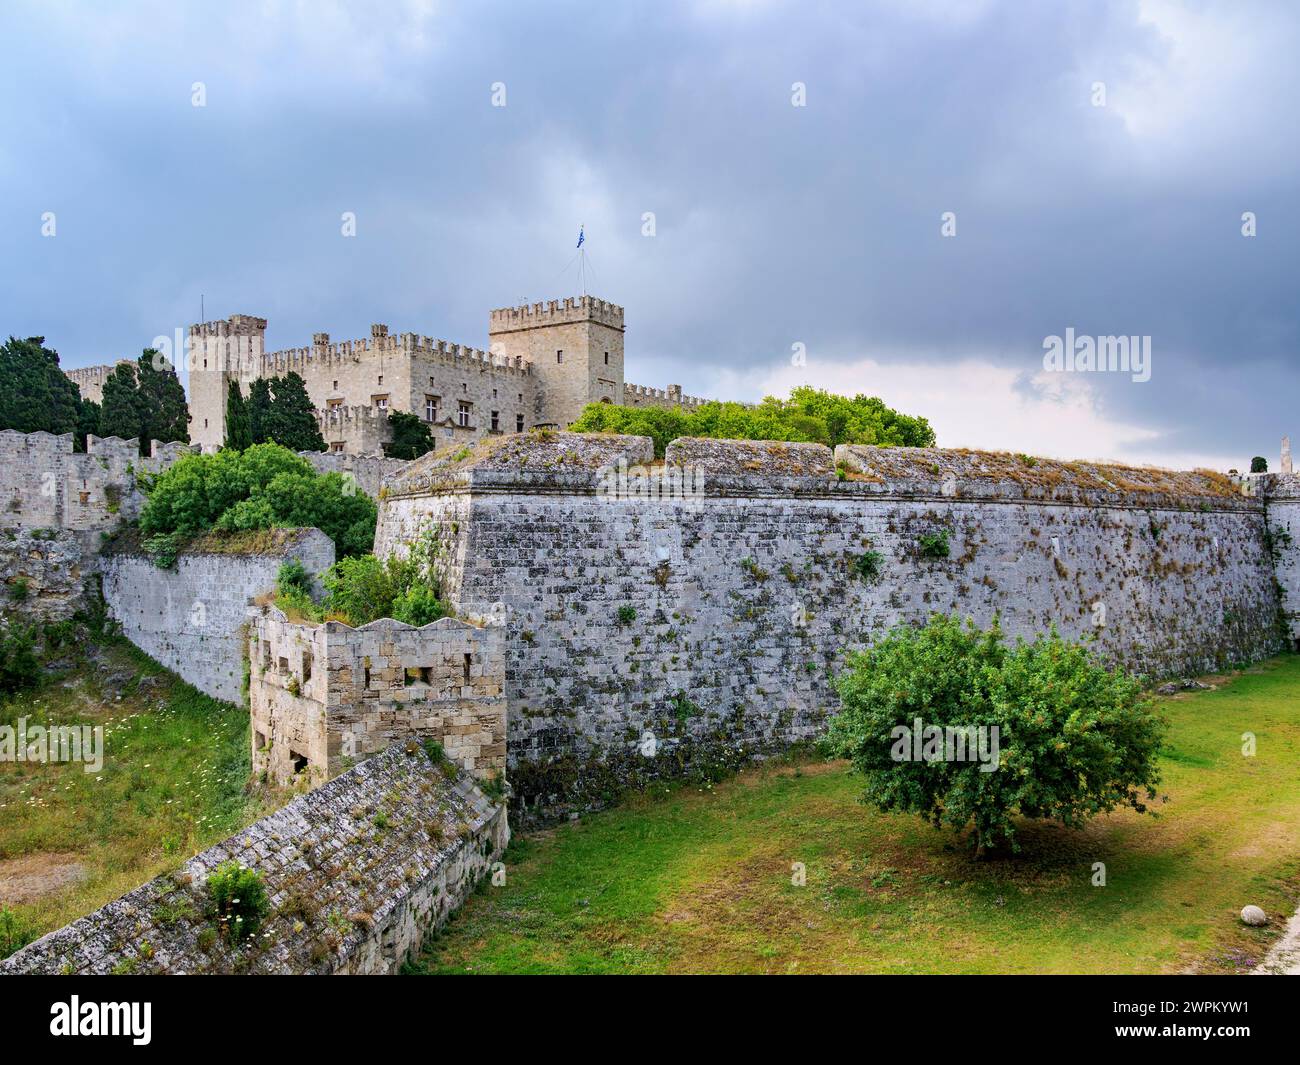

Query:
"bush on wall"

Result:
[[570, 385, 936, 458], [140, 443, 377, 559], [274, 524, 448, 628]]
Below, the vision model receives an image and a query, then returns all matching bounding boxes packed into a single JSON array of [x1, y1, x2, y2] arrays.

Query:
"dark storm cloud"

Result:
[[0, 0, 1295, 465]]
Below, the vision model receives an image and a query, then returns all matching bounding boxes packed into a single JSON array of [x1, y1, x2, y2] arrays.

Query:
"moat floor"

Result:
[[409, 656, 1300, 975], [0, 639, 284, 952]]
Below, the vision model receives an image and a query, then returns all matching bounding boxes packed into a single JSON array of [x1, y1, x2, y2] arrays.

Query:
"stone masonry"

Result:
[[183, 295, 712, 454], [249, 608, 506, 787], [376, 432, 1289, 819], [102, 529, 336, 704], [0, 743, 508, 975]]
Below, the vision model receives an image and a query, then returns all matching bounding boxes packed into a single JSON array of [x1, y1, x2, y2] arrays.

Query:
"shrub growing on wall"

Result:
[[278, 525, 448, 627], [206, 861, 270, 944], [824, 614, 1166, 852], [140, 443, 377, 558], [570, 385, 936, 457]]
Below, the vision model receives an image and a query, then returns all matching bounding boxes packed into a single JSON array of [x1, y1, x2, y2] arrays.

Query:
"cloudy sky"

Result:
[[1, 0, 1295, 470]]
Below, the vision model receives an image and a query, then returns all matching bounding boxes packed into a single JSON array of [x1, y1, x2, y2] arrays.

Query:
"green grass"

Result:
[[409, 655, 1300, 975], [0, 637, 283, 953]]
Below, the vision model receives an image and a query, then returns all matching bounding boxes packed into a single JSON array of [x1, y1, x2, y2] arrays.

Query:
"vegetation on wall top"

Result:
[[140, 443, 377, 561], [569, 386, 936, 457], [273, 524, 447, 628]]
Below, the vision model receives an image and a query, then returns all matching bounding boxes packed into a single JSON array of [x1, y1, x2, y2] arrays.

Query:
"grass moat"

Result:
[[409, 656, 1300, 975]]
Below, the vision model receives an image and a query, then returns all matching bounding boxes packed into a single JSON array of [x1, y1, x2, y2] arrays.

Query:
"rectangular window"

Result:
[[604, 351, 609, 365], [372, 394, 389, 411], [425, 395, 439, 422], [556, 350, 563, 364], [516, 413, 524, 432], [491, 411, 500, 431], [378, 374, 383, 385], [457, 401, 471, 427], [333, 380, 338, 390]]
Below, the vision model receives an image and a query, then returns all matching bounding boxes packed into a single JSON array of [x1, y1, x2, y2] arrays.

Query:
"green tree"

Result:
[[74, 397, 101, 452], [99, 361, 143, 441], [824, 615, 1166, 852], [136, 350, 189, 448], [570, 387, 935, 458], [1251, 456, 1268, 474], [0, 336, 81, 436], [98, 351, 189, 454], [258, 372, 325, 452], [224, 380, 253, 451], [247, 378, 271, 446], [385, 411, 435, 460]]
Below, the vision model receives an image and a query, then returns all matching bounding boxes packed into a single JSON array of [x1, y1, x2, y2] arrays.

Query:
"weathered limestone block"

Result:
[[0, 744, 508, 976], [250, 609, 506, 787]]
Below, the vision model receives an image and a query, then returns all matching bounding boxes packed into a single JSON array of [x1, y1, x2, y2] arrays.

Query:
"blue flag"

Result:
[[576, 226, 584, 249]]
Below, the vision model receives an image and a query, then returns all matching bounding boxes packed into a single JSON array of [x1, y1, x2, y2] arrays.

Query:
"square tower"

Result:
[[188, 314, 267, 453], [488, 296, 624, 428]]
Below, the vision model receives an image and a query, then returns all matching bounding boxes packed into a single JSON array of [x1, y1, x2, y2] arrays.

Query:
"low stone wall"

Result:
[[102, 529, 336, 704], [0, 744, 508, 975], [0, 430, 191, 532], [250, 608, 506, 787], [300, 450, 409, 500]]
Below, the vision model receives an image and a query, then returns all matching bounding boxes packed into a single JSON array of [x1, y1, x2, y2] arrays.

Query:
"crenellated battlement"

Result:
[[489, 295, 625, 332], [257, 332, 534, 377], [63, 363, 127, 403], [315, 403, 385, 428], [623, 381, 711, 408], [188, 314, 268, 338]]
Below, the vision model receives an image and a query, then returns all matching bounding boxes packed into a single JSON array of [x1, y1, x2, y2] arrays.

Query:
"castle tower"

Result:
[[1283, 436, 1293, 475], [188, 314, 267, 453], [488, 296, 624, 428]]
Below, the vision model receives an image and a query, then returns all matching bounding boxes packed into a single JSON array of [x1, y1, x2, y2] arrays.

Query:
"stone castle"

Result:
[[10, 307, 1299, 974], [162, 295, 709, 455], [4, 419, 1300, 973]]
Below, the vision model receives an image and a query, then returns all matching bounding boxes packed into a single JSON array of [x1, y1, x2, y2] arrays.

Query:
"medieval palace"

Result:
[[66, 296, 713, 455]]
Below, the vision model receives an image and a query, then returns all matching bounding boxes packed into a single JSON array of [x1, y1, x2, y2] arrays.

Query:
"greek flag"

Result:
[[576, 226, 584, 249]]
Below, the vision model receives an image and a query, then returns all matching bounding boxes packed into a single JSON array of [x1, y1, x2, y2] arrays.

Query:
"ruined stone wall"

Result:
[[249, 608, 506, 787], [376, 433, 1284, 819], [0, 430, 190, 532], [298, 449, 408, 501], [102, 529, 336, 704], [1266, 472, 1300, 646], [0, 431, 194, 622], [0, 743, 508, 975]]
